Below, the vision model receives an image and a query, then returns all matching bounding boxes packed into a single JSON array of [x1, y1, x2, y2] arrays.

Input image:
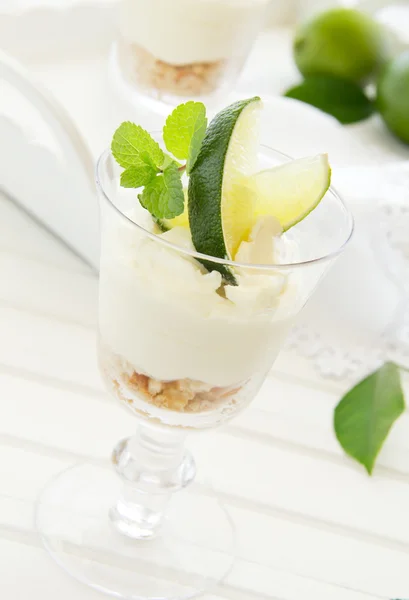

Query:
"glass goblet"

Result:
[[36, 144, 354, 600]]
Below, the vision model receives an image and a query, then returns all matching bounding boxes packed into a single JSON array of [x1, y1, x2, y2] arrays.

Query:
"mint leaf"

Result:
[[334, 362, 405, 474], [139, 150, 159, 169], [163, 153, 181, 169], [112, 122, 164, 169], [120, 165, 157, 188], [138, 162, 184, 219], [284, 75, 374, 125], [163, 101, 207, 173]]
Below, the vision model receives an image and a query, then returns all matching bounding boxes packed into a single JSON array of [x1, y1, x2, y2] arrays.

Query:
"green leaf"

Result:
[[111, 121, 164, 169], [138, 162, 184, 219], [284, 75, 375, 125], [139, 150, 159, 169], [163, 101, 207, 173], [120, 165, 157, 188], [334, 362, 405, 474], [162, 153, 181, 169]]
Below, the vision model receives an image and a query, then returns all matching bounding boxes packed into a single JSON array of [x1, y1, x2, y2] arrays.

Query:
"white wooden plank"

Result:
[[1, 371, 409, 551], [235, 376, 409, 473], [192, 432, 409, 547], [0, 446, 405, 599], [0, 305, 102, 390], [227, 504, 407, 599], [233, 407, 409, 476], [0, 532, 382, 600], [0, 446, 74, 508], [0, 378, 125, 467], [225, 561, 379, 600], [0, 373, 121, 458], [238, 376, 340, 453], [0, 539, 103, 600], [0, 192, 91, 275], [0, 536, 229, 600], [0, 252, 97, 327]]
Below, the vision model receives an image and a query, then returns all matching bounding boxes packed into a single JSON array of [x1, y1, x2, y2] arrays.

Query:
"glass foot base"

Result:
[[35, 463, 236, 600]]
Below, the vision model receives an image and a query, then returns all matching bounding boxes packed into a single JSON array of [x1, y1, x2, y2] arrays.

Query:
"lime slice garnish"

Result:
[[251, 154, 331, 232], [186, 98, 331, 283], [165, 156, 330, 236], [188, 97, 261, 282]]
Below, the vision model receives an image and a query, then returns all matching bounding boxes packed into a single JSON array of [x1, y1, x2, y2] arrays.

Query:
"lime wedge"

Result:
[[251, 154, 331, 231], [188, 97, 331, 283], [188, 97, 261, 282]]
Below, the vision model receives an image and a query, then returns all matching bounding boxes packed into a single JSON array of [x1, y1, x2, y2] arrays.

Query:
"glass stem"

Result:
[[110, 422, 196, 540]]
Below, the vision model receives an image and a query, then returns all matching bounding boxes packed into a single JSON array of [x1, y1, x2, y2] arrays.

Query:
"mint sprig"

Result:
[[138, 162, 184, 220], [163, 101, 207, 173], [334, 362, 405, 474], [120, 165, 158, 188], [111, 102, 207, 220]]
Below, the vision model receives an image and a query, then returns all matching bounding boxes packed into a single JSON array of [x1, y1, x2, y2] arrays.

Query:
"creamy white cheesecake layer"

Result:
[[119, 0, 269, 65], [99, 215, 297, 387]]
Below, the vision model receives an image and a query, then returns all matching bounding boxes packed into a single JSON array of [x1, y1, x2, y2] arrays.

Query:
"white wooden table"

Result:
[[2, 26, 409, 600]]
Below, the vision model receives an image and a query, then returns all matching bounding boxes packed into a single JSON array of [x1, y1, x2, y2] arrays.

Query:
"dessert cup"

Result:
[[35, 143, 354, 600], [112, 0, 270, 106]]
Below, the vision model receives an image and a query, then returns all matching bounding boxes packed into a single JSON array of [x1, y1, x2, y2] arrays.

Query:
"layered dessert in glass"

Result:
[[98, 205, 295, 428], [115, 0, 269, 102]]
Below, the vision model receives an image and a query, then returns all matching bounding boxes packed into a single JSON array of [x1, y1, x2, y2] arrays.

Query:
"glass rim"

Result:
[[95, 147, 354, 272]]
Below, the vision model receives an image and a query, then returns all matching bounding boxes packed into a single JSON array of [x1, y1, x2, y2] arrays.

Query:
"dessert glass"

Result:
[[112, 0, 270, 106], [35, 143, 354, 600]]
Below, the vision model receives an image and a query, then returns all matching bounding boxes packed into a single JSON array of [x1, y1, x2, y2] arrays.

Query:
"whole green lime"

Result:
[[294, 8, 387, 82], [377, 51, 409, 145]]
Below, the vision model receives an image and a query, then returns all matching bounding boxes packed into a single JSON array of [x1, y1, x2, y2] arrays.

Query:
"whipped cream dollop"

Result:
[[99, 215, 296, 386], [119, 0, 269, 65]]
